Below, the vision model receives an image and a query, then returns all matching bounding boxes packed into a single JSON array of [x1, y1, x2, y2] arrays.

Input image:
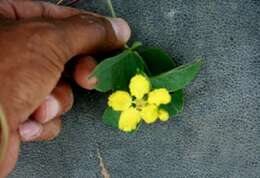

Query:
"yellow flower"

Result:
[[148, 88, 171, 105], [158, 109, 169, 121], [129, 74, 150, 99], [119, 107, 141, 132], [108, 91, 132, 111], [108, 74, 172, 132]]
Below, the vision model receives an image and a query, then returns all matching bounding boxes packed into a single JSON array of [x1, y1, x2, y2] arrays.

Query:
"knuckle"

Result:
[[89, 16, 107, 32], [93, 16, 114, 36], [76, 14, 114, 39], [79, 14, 107, 36], [77, 14, 118, 49], [93, 17, 118, 48]]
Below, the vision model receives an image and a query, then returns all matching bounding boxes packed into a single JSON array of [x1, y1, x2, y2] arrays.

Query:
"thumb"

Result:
[[53, 14, 131, 62]]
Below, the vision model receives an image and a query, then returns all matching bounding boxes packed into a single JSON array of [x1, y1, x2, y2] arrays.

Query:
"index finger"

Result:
[[0, 0, 80, 19]]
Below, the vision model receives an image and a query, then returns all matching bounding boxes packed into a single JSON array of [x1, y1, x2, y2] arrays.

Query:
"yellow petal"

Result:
[[141, 104, 158, 124], [119, 107, 141, 132], [147, 88, 171, 105], [108, 91, 132, 111], [129, 74, 150, 99], [158, 109, 169, 121]]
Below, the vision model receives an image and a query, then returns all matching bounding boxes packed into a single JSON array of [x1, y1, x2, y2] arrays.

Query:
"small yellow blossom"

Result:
[[108, 74, 172, 132], [141, 104, 158, 124], [129, 75, 150, 99], [108, 91, 132, 111], [158, 109, 169, 121], [148, 88, 171, 105], [119, 107, 141, 132]]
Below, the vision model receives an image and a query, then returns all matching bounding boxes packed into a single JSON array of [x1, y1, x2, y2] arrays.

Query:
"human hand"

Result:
[[0, 0, 130, 177]]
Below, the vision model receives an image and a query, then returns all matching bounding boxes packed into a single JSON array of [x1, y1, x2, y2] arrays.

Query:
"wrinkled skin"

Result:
[[0, 0, 131, 177]]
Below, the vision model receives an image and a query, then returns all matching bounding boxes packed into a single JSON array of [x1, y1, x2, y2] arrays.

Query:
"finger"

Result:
[[18, 120, 43, 142], [55, 14, 131, 60], [33, 117, 61, 141], [73, 56, 97, 90], [33, 80, 73, 124], [0, 1, 131, 57], [0, 0, 80, 19], [19, 118, 61, 142], [0, 132, 20, 178]]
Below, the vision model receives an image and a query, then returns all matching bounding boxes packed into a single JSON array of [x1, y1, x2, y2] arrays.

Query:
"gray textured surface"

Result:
[[10, 0, 260, 178]]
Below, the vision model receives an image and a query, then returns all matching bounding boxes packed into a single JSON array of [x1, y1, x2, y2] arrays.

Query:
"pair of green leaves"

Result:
[[91, 45, 202, 93], [89, 42, 203, 129]]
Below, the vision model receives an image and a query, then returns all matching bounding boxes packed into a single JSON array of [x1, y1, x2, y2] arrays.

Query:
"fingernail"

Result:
[[106, 17, 131, 43], [86, 77, 98, 90], [44, 95, 60, 122], [19, 121, 43, 141]]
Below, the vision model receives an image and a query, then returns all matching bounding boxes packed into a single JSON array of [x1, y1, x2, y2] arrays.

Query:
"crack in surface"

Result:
[[96, 147, 111, 178]]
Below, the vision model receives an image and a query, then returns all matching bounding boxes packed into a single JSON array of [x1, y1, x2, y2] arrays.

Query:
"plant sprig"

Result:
[[56, 0, 203, 132]]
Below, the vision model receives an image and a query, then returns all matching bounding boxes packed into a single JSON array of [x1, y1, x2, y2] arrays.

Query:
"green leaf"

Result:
[[151, 59, 203, 92], [102, 107, 120, 128], [161, 90, 184, 116], [137, 47, 176, 76], [91, 50, 147, 92]]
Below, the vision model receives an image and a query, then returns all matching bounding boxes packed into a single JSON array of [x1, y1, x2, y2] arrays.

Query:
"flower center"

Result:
[[134, 98, 147, 111]]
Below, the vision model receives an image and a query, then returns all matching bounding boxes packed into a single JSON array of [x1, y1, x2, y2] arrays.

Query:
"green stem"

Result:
[[124, 44, 130, 49], [106, 0, 129, 49], [107, 0, 117, 18], [56, 0, 64, 5]]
